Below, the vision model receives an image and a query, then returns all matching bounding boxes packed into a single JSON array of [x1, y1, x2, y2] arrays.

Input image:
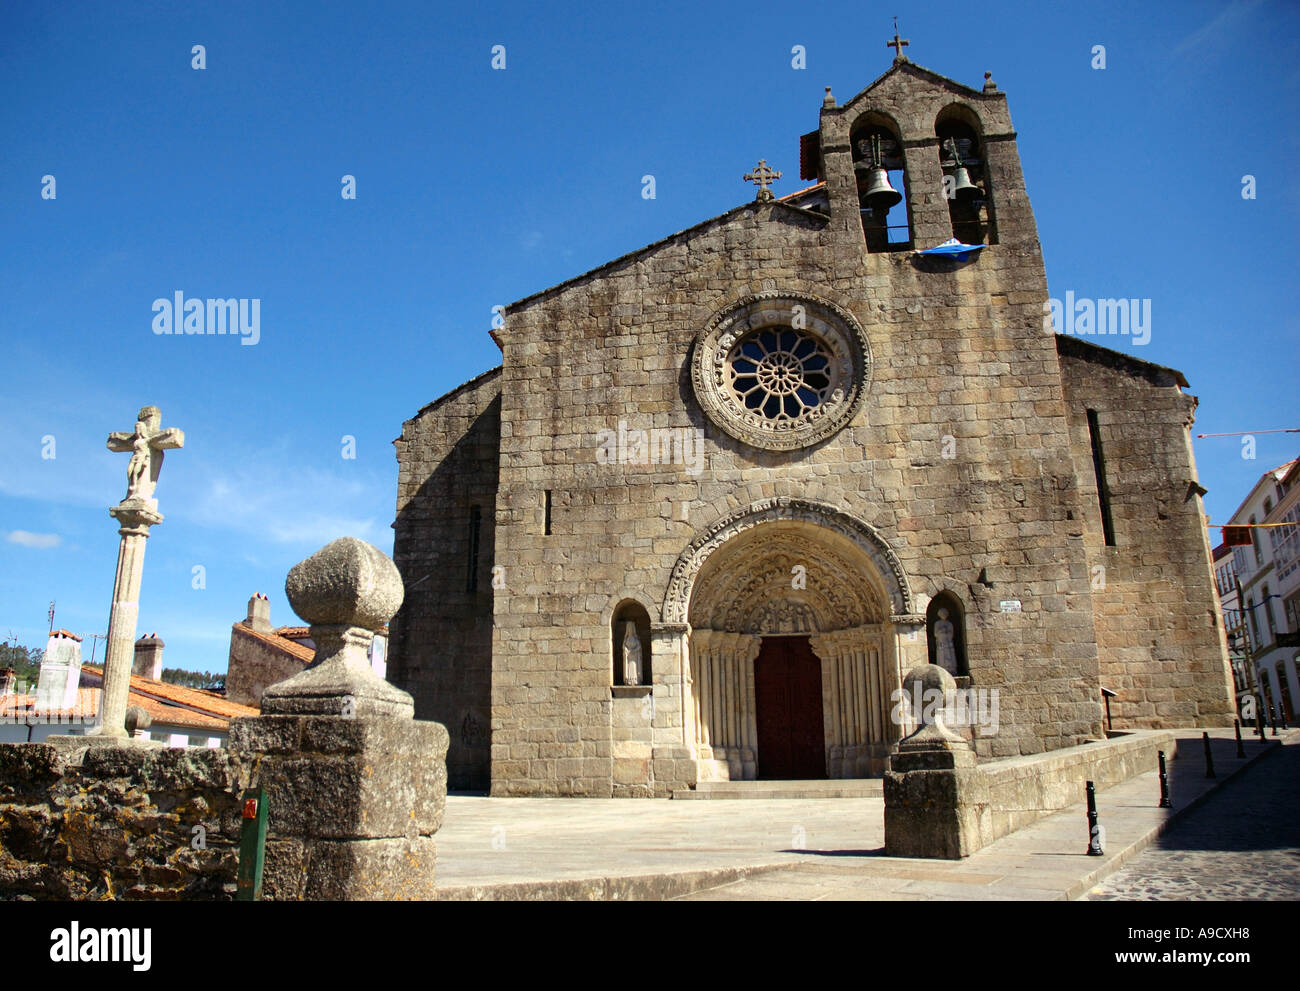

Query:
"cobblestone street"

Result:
[[1084, 740, 1300, 901]]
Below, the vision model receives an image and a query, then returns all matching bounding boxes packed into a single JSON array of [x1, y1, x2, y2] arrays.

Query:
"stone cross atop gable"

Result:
[[887, 18, 910, 61], [743, 160, 782, 202]]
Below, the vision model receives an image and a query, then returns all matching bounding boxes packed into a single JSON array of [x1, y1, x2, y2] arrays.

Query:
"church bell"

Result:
[[949, 164, 980, 201], [858, 164, 903, 211]]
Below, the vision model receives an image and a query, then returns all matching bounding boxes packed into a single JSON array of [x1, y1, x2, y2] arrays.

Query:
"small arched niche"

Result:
[[850, 112, 912, 253], [926, 591, 968, 677], [935, 104, 997, 245], [612, 600, 652, 686]]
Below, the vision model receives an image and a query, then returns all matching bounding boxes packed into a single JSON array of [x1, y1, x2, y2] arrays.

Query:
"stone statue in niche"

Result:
[[933, 607, 959, 675], [622, 621, 642, 686]]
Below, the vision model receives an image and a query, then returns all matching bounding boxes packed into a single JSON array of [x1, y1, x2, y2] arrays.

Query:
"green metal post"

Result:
[[236, 787, 268, 902]]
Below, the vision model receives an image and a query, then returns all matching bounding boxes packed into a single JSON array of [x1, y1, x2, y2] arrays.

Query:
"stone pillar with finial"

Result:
[[229, 537, 448, 900], [883, 663, 992, 858]]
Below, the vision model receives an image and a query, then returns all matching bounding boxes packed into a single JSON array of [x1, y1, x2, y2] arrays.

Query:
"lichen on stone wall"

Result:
[[0, 743, 254, 901]]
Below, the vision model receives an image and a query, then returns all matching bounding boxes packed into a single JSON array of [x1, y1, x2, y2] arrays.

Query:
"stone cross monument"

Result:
[[92, 405, 184, 740]]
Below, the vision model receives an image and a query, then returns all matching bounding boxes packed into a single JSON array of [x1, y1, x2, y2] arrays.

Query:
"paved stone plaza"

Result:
[[432, 729, 1293, 900]]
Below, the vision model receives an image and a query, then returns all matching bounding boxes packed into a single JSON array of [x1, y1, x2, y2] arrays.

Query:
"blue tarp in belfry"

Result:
[[917, 238, 984, 261]]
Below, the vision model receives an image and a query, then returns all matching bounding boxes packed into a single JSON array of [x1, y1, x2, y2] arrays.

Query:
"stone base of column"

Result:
[[264, 836, 439, 901], [694, 756, 731, 782], [650, 745, 697, 797], [884, 746, 991, 859], [229, 713, 448, 900]]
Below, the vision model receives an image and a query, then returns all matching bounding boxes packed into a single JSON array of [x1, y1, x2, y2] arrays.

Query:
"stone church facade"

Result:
[[389, 57, 1235, 796]]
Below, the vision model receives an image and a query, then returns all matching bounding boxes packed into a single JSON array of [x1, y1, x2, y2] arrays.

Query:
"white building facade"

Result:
[[1229, 459, 1300, 724]]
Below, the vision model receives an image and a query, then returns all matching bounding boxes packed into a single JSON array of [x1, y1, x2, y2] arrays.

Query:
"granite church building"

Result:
[[388, 54, 1236, 797]]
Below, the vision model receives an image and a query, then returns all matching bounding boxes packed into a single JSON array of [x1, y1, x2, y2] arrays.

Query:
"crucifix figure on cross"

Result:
[[108, 405, 185, 505], [887, 17, 910, 61], [743, 159, 782, 202]]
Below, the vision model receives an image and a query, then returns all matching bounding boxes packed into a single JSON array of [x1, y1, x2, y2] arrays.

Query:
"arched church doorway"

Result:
[[667, 500, 915, 781]]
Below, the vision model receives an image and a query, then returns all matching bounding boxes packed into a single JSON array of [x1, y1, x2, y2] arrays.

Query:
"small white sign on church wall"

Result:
[[999, 600, 1023, 613]]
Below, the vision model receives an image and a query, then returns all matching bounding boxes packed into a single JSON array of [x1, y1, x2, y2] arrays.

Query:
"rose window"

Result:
[[692, 292, 870, 451], [727, 328, 833, 422]]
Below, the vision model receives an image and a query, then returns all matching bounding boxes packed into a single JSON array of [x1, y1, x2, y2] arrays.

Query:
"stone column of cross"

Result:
[[92, 405, 184, 740]]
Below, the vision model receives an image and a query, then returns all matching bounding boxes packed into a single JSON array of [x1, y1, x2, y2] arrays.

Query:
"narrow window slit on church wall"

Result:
[[544, 490, 552, 536], [467, 504, 482, 592], [1086, 409, 1117, 546]]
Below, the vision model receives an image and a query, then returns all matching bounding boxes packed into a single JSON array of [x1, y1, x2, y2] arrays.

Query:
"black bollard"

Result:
[[1203, 731, 1216, 778], [1085, 781, 1104, 856], [1282, 708, 1290, 732], [1270, 706, 1279, 737], [1158, 750, 1172, 808], [1235, 718, 1245, 758]]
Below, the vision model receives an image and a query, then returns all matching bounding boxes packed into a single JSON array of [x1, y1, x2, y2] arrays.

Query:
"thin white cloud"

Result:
[[182, 459, 391, 550], [0, 393, 395, 555], [1172, 0, 1266, 58], [7, 530, 62, 549]]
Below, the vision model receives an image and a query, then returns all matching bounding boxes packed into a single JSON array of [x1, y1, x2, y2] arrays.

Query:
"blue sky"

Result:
[[1, 0, 1297, 673]]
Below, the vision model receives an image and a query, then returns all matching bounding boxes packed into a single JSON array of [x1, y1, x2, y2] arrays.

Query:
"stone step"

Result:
[[672, 779, 883, 800]]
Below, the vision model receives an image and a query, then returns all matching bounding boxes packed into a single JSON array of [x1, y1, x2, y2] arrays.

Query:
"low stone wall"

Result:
[[0, 716, 449, 901], [885, 728, 1177, 859], [977, 729, 1175, 842], [0, 742, 254, 900]]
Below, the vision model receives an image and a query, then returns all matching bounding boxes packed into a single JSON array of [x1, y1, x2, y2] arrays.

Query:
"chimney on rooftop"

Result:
[[0, 668, 15, 697], [133, 633, 164, 680], [245, 592, 272, 633], [34, 629, 83, 711]]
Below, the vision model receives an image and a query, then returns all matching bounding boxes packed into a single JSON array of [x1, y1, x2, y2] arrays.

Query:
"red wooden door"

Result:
[[754, 637, 826, 779]]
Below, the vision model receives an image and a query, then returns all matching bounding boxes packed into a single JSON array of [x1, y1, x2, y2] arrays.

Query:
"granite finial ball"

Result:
[[902, 663, 956, 698], [285, 537, 404, 630]]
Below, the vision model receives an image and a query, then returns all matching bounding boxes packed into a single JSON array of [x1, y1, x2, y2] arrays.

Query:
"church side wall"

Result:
[[1057, 342, 1236, 729], [390, 371, 501, 791]]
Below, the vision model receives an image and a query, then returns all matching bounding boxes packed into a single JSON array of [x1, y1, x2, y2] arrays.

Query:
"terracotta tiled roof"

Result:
[[125, 692, 228, 731], [81, 665, 261, 723], [232, 625, 315, 665], [0, 688, 100, 723], [276, 624, 384, 639], [0, 685, 243, 733], [778, 182, 825, 202]]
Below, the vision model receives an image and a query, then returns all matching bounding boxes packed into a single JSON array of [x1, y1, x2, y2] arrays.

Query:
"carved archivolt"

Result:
[[663, 498, 913, 626], [690, 535, 884, 634], [691, 291, 871, 451]]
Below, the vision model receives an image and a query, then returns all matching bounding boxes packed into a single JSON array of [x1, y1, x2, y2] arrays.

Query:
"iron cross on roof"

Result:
[[743, 159, 782, 202], [887, 17, 910, 60]]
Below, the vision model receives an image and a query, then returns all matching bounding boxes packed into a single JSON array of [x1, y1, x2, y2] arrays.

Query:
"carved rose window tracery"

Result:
[[692, 293, 870, 451], [727, 328, 834, 423]]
